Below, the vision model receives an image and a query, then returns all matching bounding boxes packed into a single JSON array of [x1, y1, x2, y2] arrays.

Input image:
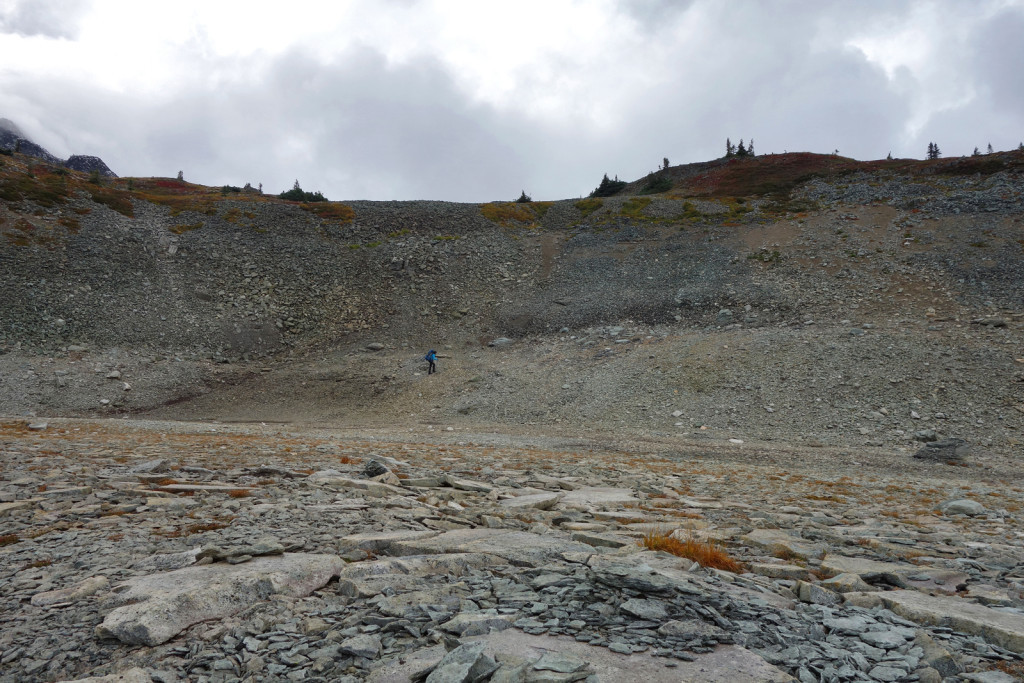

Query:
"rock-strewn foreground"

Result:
[[2, 419, 1023, 682]]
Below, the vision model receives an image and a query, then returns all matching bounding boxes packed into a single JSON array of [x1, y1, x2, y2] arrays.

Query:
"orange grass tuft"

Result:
[[227, 489, 251, 498], [185, 522, 230, 534], [0, 534, 20, 547], [640, 529, 743, 573]]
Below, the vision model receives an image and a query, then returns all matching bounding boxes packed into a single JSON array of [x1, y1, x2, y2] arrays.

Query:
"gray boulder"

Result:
[[912, 438, 969, 462], [941, 499, 986, 516]]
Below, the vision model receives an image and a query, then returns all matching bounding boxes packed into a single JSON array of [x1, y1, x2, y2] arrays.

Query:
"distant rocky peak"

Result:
[[0, 116, 116, 177], [65, 154, 118, 178]]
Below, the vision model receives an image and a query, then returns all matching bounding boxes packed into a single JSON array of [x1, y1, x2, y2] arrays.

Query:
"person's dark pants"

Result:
[[428, 360, 436, 375]]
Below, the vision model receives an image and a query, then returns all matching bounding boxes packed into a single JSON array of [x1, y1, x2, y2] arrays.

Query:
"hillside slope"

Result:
[[1, 150, 1022, 462]]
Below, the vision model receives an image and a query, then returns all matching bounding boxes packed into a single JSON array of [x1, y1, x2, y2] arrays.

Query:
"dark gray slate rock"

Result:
[[912, 438, 970, 462]]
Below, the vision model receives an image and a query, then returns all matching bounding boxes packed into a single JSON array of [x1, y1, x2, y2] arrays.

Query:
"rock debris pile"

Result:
[[1, 419, 1023, 682]]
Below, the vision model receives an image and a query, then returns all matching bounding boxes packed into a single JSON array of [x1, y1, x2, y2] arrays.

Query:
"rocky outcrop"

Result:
[[64, 154, 117, 178], [0, 117, 115, 174]]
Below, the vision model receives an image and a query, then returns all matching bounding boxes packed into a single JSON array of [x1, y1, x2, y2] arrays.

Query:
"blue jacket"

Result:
[[425, 350, 436, 362]]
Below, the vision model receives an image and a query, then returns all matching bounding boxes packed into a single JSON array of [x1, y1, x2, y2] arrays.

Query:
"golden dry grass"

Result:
[[640, 529, 743, 573]]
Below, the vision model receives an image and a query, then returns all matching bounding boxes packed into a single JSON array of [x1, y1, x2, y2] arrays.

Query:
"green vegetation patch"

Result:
[[574, 197, 603, 219], [621, 197, 652, 218], [532, 201, 554, 219], [480, 202, 537, 226]]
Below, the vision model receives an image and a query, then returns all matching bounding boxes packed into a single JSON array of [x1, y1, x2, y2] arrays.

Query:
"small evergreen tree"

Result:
[[280, 179, 327, 202], [926, 142, 941, 160], [176, 170, 184, 181], [987, 143, 994, 154], [725, 138, 735, 157], [590, 174, 627, 198], [886, 151, 893, 160], [736, 139, 747, 157], [515, 190, 532, 203], [663, 157, 669, 170], [972, 147, 981, 156]]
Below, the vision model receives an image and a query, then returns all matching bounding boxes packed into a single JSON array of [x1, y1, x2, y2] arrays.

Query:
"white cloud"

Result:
[[0, 0, 1021, 200]]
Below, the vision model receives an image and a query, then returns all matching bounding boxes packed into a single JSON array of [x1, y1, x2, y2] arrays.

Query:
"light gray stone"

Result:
[[620, 598, 669, 621], [425, 642, 491, 683], [96, 553, 345, 645], [340, 633, 382, 659], [31, 575, 109, 607], [55, 668, 152, 683], [941, 498, 986, 516], [860, 630, 907, 649], [821, 572, 875, 593], [440, 612, 514, 636], [742, 529, 821, 560]]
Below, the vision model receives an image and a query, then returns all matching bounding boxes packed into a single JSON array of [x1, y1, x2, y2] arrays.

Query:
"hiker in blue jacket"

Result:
[[425, 349, 437, 375]]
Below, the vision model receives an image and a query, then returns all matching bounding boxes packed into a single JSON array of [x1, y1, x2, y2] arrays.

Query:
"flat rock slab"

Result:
[[871, 590, 1024, 654], [572, 530, 631, 548], [96, 553, 345, 646], [0, 499, 36, 516], [32, 575, 109, 607], [345, 529, 593, 567], [56, 668, 151, 683], [749, 563, 813, 581], [151, 484, 248, 493], [306, 475, 408, 497], [498, 492, 563, 510], [822, 554, 967, 593], [559, 487, 637, 507], [367, 630, 794, 682], [742, 529, 821, 560], [337, 553, 501, 597], [38, 486, 93, 498]]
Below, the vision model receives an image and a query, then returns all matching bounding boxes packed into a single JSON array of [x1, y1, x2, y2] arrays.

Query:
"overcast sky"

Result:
[[1, 0, 1022, 202]]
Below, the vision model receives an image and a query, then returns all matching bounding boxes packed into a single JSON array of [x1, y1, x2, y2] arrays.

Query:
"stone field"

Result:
[[1, 418, 1023, 682]]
